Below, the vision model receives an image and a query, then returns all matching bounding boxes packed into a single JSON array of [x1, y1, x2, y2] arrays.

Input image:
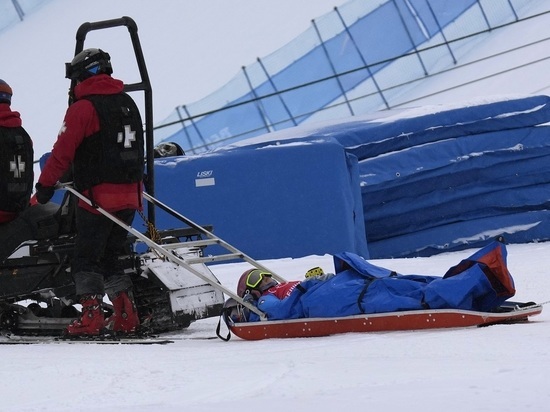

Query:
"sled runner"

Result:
[[226, 302, 543, 340]]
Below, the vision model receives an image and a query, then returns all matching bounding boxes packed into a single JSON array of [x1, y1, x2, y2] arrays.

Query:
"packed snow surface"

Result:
[[2, 243, 549, 412]]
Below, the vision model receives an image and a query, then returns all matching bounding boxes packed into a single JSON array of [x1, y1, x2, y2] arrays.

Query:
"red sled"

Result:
[[228, 302, 543, 340]]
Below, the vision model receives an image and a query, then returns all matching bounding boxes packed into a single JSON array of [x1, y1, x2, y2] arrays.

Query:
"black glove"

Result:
[[35, 182, 55, 204]]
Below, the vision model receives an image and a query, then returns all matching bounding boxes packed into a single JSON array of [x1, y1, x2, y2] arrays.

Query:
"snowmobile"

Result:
[[0, 16, 252, 338], [0, 176, 284, 338], [0, 200, 225, 336]]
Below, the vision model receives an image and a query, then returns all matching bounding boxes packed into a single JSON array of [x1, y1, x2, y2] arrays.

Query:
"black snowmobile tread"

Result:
[[0, 330, 173, 344], [0, 335, 173, 345]]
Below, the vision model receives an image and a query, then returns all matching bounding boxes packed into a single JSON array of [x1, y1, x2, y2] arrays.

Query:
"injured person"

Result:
[[229, 239, 516, 322]]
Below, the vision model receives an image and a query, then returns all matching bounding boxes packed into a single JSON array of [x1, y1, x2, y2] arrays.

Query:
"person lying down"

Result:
[[228, 239, 516, 322]]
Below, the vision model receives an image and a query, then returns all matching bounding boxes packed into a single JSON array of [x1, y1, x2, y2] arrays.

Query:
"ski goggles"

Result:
[[245, 270, 272, 289]]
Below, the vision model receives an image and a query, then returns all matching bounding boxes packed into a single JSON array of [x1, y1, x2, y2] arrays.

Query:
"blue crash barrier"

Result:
[[151, 139, 369, 260]]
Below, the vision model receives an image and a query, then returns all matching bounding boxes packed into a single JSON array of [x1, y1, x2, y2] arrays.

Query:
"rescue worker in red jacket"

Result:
[[35, 49, 144, 337], [0, 79, 33, 225]]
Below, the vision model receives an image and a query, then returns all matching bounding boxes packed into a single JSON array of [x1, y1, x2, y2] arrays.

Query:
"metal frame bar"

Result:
[[59, 184, 284, 320]]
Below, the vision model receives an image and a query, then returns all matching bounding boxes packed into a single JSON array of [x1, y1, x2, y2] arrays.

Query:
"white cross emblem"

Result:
[[117, 125, 136, 148], [58, 122, 67, 136], [10, 155, 25, 178]]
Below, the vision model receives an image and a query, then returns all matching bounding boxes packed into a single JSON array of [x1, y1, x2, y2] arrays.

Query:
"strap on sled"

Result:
[[216, 315, 231, 342]]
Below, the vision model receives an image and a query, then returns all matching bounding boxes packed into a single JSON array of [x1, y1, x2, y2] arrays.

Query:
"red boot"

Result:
[[65, 294, 105, 336], [105, 290, 140, 334]]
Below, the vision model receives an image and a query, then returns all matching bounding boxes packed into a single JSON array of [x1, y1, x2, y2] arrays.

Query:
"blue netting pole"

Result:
[[311, 18, 355, 116], [507, 0, 519, 21], [424, 0, 457, 64], [242, 66, 273, 133], [181, 105, 210, 153], [475, 0, 492, 31], [175, 106, 194, 151], [391, 0, 428, 75], [256, 57, 298, 127], [334, 6, 390, 109], [11, 0, 24, 21]]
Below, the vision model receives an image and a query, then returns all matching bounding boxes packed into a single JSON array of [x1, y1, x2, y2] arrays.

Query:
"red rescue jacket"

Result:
[[0, 103, 22, 128], [38, 75, 143, 214]]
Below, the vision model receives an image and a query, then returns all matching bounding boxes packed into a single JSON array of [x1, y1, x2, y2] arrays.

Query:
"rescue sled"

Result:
[[226, 302, 543, 340]]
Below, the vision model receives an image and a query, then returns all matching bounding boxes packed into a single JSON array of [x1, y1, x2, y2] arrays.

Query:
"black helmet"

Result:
[[65, 48, 113, 82]]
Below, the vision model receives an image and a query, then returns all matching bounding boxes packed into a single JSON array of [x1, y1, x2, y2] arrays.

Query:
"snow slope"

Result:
[[2, 243, 549, 412], [0, 2, 549, 411]]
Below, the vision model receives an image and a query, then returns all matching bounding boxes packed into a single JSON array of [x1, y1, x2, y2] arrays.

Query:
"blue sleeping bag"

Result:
[[253, 240, 515, 320]]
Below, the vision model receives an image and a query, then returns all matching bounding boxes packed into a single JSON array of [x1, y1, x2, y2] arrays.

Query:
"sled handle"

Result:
[[56, 183, 268, 320], [142, 191, 287, 283]]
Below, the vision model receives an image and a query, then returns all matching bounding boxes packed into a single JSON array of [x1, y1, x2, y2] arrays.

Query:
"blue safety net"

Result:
[[155, 0, 527, 154], [0, 0, 52, 34]]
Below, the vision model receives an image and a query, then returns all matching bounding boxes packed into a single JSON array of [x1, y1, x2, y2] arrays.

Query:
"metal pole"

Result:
[[60, 183, 269, 320], [256, 58, 298, 126], [506, 0, 519, 21], [176, 106, 193, 152], [334, 6, 390, 109], [181, 105, 210, 154], [11, 0, 24, 20], [312, 18, 355, 116], [391, 0, 428, 75], [242, 66, 272, 133], [425, 0, 457, 64], [475, 0, 491, 30]]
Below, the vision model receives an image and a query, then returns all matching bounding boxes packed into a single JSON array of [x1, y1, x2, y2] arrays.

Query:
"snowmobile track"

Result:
[[0, 334, 174, 345]]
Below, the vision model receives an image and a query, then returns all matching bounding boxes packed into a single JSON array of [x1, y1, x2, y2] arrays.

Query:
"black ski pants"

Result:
[[72, 206, 136, 298]]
